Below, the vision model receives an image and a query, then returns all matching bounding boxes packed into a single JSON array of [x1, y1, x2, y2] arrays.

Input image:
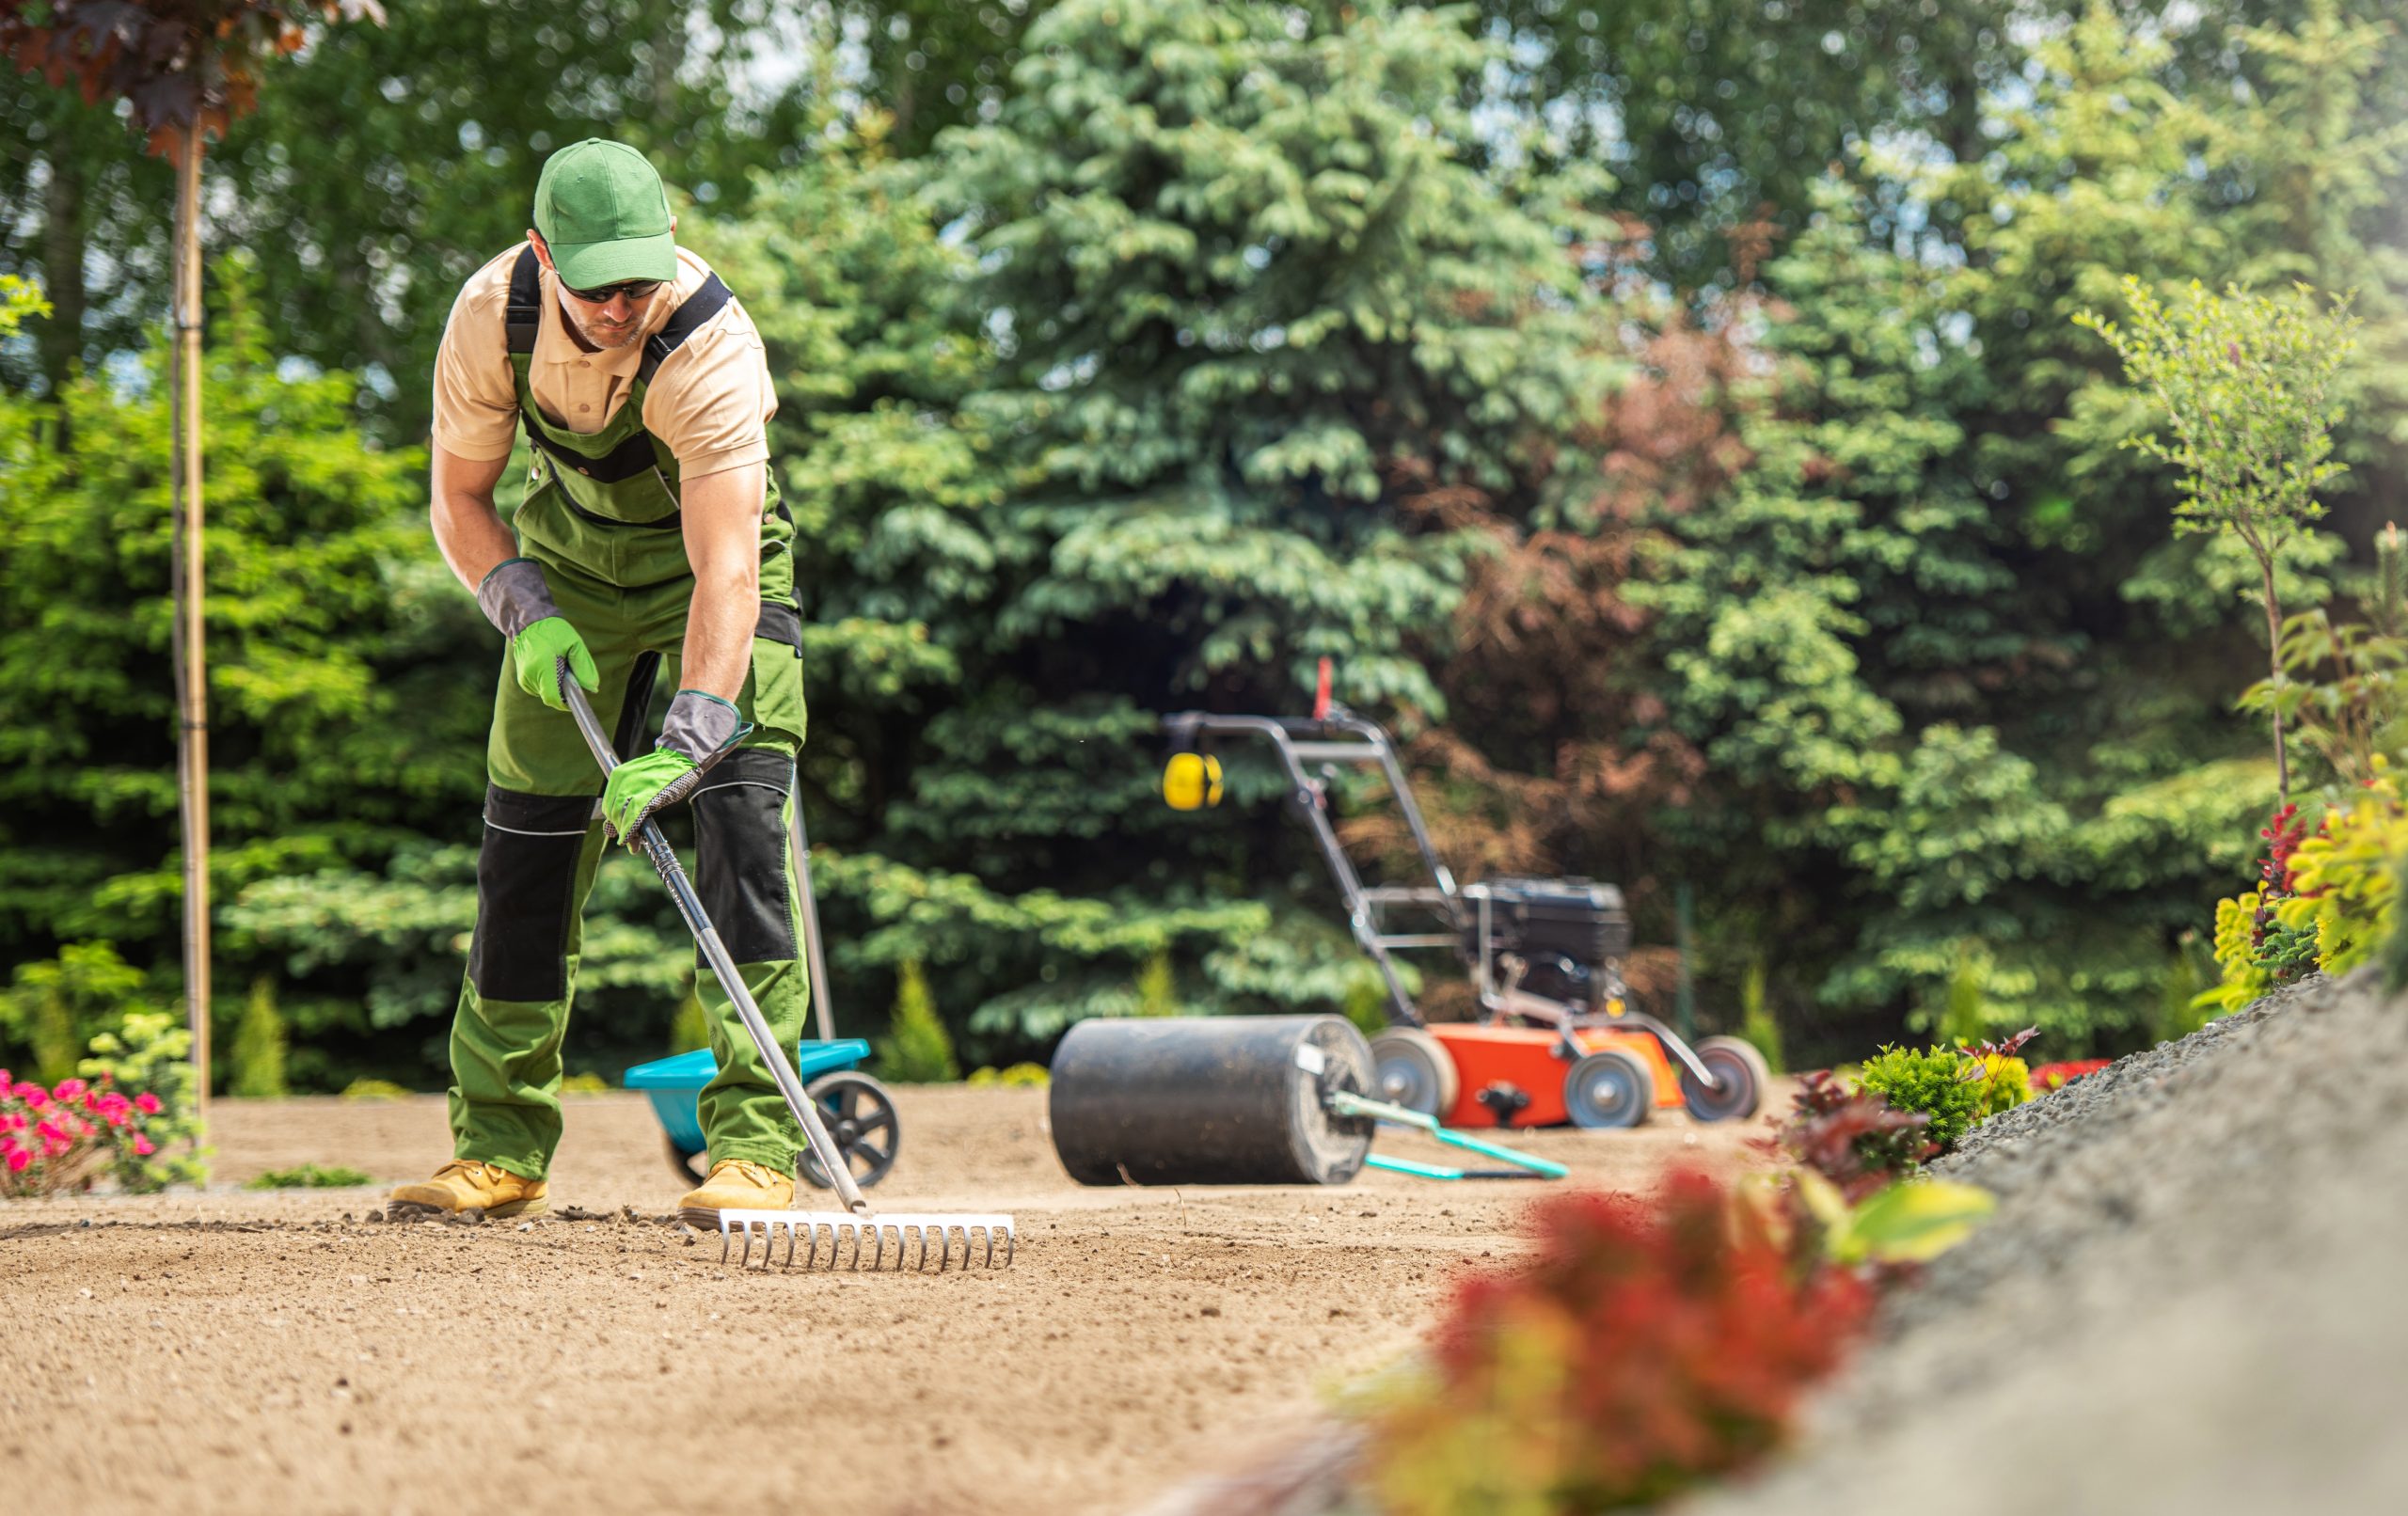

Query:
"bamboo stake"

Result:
[[169, 128, 211, 1117]]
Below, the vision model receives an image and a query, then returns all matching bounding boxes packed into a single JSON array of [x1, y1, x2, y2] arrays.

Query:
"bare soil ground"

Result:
[[1, 1084, 1769, 1515]]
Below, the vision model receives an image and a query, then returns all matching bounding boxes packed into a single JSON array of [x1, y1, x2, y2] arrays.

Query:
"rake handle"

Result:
[[558, 662, 872, 1217]]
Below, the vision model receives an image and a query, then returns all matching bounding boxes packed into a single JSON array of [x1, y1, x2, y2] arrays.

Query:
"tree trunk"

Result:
[[38, 146, 87, 397], [2259, 553, 2289, 810], [170, 130, 212, 1117]]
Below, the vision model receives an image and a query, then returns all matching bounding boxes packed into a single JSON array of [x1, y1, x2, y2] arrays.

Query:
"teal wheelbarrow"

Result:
[[621, 770, 900, 1193], [626, 1038, 899, 1191]]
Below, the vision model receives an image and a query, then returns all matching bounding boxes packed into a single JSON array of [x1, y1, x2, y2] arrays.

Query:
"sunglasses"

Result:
[[562, 276, 664, 304]]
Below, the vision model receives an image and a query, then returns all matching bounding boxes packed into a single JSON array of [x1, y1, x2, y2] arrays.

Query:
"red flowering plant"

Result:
[[1361, 1176, 1874, 1515], [0, 1068, 172, 1199], [2030, 1059, 2111, 1092]]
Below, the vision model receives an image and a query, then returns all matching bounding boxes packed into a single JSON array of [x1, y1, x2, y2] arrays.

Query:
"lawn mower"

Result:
[[1160, 694, 1766, 1131]]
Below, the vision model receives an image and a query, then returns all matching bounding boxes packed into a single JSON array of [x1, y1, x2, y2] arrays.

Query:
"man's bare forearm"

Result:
[[430, 444, 518, 592], [677, 463, 768, 703]]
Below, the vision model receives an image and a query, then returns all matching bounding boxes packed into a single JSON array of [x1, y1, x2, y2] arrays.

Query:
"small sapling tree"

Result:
[[2077, 279, 2360, 808]]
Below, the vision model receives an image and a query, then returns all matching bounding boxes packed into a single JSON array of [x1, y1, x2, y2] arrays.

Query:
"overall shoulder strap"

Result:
[[638, 273, 733, 386], [504, 245, 543, 355]]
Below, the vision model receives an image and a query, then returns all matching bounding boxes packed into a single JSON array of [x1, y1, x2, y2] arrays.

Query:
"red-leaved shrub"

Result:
[[1764, 1069, 1935, 1202], [1364, 1174, 1873, 1514]]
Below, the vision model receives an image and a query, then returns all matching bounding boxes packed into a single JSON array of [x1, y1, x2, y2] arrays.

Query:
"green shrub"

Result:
[[876, 959, 959, 1083], [340, 1077, 410, 1101], [229, 977, 289, 1098], [1736, 960, 1785, 1074], [4, 942, 165, 1085], [1856, 1045, 1986, 1151], [668, 982, 709, 1053], [245, 1162, 372, 1190], [1134, 949, 1180, 1019], [966, 1063, 1051, 1087], [558, 1072, 610, 1095]]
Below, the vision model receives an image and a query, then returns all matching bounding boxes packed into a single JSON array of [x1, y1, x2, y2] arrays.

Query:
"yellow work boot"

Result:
[[387, 1160, 548, 1220], [678, 1159, 794, 1224]]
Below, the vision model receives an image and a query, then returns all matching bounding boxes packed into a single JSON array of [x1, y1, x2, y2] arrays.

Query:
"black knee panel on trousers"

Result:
[[690, 750, 797, 964], [469, 787, 595, 1002]]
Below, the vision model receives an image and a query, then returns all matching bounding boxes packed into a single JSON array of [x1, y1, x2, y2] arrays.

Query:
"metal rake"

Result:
[[715, 1210, 1016, 1271], [562, 664, 1015, 1272]]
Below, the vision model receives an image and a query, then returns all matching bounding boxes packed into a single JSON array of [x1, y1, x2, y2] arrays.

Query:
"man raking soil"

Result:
[[386, 137, 825, 1227]]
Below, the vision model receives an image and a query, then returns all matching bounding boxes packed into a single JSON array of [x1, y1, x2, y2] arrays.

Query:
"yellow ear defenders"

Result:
[[1162, 750, 1225, 810]]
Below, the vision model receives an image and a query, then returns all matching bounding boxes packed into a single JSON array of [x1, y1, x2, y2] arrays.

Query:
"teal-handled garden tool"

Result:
[[561, 662, 1013, 1271], [1326, 1089, 1568, 1182]]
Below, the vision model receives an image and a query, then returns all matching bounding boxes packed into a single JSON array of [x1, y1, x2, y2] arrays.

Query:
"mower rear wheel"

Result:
[[1681, 1035, 1770, 1123], [1369, 1027, 1459, 1118], [799, 1070, 901, 1191], [1563, 1048, 1654, 1129]]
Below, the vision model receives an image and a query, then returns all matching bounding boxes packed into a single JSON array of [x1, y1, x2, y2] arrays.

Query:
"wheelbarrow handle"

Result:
[[557, 659, 870, 1217]]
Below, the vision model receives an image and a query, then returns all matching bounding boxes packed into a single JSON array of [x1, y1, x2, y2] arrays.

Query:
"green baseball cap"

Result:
[[532, 138, 676, 290]]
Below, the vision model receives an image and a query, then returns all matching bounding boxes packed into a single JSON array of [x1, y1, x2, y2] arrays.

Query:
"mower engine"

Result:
[[1461, 877, 1631, 1012]]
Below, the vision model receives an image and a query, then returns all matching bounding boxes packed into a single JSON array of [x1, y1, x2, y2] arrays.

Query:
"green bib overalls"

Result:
[[448, 245, 810, 1180]]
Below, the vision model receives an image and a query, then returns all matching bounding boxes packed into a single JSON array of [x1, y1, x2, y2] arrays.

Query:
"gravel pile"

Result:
[[1688, 968, 2408, 1516]]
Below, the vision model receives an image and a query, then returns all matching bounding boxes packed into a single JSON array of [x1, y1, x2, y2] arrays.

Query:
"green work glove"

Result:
[[601, 689, 751, 844], [512, 617, 599, 712], [478, 558, 598, 713]]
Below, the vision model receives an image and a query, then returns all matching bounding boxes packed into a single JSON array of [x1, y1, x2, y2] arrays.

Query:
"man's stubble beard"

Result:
[[560, 296, 649, 352]]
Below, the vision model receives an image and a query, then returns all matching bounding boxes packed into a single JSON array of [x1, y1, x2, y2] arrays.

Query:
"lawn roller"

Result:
[[1159, 692, 1768, 1132], [562, 664, 1011, 1271], [1047, 1015, 1564, 1184]]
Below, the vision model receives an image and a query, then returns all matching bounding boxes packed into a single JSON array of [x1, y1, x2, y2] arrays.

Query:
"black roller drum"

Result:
[[1048, 1016, 1377, 1186]]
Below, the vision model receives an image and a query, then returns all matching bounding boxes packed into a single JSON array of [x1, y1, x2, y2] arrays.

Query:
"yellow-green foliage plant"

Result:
[[1968, 1049, 2031, 1121], [2201, 890, 2276, 1016], [2273, 767, 2408, 978]]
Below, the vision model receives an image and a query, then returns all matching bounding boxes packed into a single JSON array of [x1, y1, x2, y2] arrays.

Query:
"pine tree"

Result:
[[876, 960, 959, 1083], [229, 975, 288, 1098]]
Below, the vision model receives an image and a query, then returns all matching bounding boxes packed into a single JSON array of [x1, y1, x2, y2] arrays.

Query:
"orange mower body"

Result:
[[1429, 1023, 1682, 1129]]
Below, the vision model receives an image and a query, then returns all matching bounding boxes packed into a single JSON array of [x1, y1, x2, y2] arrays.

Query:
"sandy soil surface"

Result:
[[1, 1083, 1769, 1515], [1690, 970, 2408, 1516]]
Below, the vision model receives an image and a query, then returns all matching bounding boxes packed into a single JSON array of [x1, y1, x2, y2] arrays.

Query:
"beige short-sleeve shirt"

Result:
[[431, 244, 775, 480]]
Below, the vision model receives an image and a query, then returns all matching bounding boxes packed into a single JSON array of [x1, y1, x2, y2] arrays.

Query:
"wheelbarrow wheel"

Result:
[[1564, 1048, 1654, 1129], [1680, 1035, 1769, 1123], [666, 1135, 711, 1186], [798, 1070, 901, 1191], [1369, 1027, 1459, 1118]]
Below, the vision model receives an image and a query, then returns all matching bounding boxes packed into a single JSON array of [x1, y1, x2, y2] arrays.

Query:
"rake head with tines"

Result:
[[560, 664, 1016, 1274], [717, 1209, 1017, 1271]]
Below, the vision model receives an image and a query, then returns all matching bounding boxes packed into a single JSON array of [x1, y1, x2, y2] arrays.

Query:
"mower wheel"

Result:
[[666, 1135, 710, 1186], [1563, 1048, 1654, 1129], [1369, 1027, 1458, 1118], [1681, 1035, 1770, 1122], [799, 1070, 901, 1191]]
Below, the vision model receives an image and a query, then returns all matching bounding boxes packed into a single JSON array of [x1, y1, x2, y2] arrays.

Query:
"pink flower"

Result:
[[53, 1079, 86, 1101], [21, 1086, 46, 1109], [135, 1093, 163, 1116], [36, 1119, 65, 1144], [6, 1148, 28, 1173], [133, 1135, 156, 1158]]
